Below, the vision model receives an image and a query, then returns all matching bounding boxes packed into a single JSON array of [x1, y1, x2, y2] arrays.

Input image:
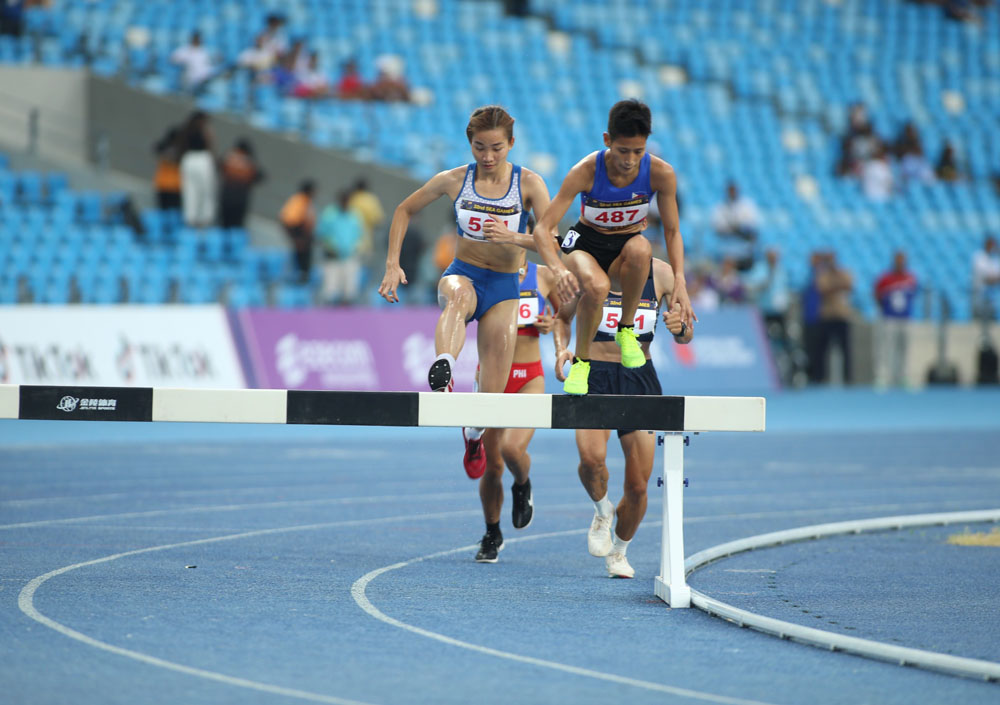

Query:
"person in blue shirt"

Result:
[[873, 250, 919, 388], [317, 190, 365, 305], [532, 99, 693, 395]]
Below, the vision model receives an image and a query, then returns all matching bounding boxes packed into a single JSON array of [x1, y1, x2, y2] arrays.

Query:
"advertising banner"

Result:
[[0, 305, 246, 388], [236, 308, 481, 392], [537, 305, 778, 395], [237, 306, 775, 395]]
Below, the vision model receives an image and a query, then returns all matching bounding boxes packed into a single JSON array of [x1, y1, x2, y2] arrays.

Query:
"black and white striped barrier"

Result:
[[0, 384, 766, 607]]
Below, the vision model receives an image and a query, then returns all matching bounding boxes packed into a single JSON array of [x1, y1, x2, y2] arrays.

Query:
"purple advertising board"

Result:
[[236, 308, 481, 391], [235, 306, 777, 395]]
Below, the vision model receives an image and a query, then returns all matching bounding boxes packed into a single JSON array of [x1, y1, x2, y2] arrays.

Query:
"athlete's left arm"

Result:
[[533, 265, 559, 335], [651, 159, 696, 326], [653, 257, 692, 343], [481, 169, 551, 251]]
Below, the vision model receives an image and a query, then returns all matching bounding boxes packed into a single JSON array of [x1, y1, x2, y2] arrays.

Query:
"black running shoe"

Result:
[[511, 478, 533, 529], [428, 358, 453, 392], [475, 532, 504, 563]]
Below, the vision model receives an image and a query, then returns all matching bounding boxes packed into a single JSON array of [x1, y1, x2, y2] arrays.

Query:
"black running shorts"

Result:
[[559, 220, 644, 273], [587, 359, 662, 438]]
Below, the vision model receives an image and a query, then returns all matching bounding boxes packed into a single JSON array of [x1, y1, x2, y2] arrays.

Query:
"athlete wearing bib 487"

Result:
[[554, 257, 693, 578], [378, 105, 551, 563], [533, 99, 695, 395]]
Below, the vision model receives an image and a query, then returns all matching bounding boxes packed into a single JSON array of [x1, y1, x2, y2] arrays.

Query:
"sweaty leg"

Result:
[[500, 376, 544, 485], [576, 428, 612, 501], [608, 235, 652, 327], [475, 298, 518, 393], [479, 428, 506, 524], [613, 430, 657, 541], [435, 275, 477, 357], [565, 251, 610, 361]]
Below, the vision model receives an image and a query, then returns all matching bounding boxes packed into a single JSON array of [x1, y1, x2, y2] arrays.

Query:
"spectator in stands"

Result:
[[280, 180, 317, 283], [862, 143, 894, 202], [337, 59, 367, 100], [178, 111, 218, 228], [218, 139, 264, 229], [293, 51, 333, 99], [746, 246, 791, 351], [837, 103, 880, 178], [347, 178, 386, 276], [688, 262, 720, 313], [170, 30, 216, 94], [816, 251, 855, 384], [715, 256, 746, 304], [944, 0, 982, 22], [710, 181, 759, 271], [317, 190, 365, 305], [802, 252, 825, 384], [237, 33, 275, 83], [370, 54, 411, 103], [935, 141, 962, 182], [260, 13, 288, 60], [0, 0, 25, 37], [152, 125, 182, 212], [972, 234, 1000, 321], [874, 251, 919, 389], [893, 122, 935, 186]]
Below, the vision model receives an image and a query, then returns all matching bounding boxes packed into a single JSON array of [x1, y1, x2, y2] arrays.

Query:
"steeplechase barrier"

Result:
[[0, 384, 766, 607]]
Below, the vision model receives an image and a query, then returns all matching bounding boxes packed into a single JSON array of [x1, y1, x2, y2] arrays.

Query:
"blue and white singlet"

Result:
[[454, 163, 527, 241], [580, 150, 653, 231], [594, 263, 659, 343]]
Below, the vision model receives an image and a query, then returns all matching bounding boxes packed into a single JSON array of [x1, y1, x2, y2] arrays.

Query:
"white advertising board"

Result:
[[0, 306, 246, 388]]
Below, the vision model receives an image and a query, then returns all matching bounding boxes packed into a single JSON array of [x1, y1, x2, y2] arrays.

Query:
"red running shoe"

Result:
[[462, 428, 486, 479]]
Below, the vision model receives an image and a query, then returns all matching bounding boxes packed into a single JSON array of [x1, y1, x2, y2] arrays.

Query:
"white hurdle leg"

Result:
[[654, 433, 691, 608]]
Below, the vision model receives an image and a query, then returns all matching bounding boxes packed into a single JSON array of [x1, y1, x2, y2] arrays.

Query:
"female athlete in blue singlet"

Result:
[[532, 99, 695, 396], [379, 105, 551, 562], [554, 257, 693, 578]]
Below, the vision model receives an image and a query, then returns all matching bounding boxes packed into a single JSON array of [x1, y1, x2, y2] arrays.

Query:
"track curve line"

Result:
[[685, 508, 1000, 683]]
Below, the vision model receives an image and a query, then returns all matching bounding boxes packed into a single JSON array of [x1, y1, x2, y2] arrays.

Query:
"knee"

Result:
[[440, 284, 474, 311], [578, 271, 610, 302], [578, 455, 604, 477], [622, 235, 652, 263], [500, 443, 522, 467], [622, 476, 648, 503]]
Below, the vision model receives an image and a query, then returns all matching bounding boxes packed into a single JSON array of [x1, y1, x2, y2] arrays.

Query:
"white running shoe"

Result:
[[587, 512, 613, 557], [605, 552, 635, 578]]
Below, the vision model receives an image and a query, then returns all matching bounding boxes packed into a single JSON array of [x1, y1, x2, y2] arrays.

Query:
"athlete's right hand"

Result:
[[378, 264, 407, 303], [554, 347, 574, 382], [553, 267, 580, 306]]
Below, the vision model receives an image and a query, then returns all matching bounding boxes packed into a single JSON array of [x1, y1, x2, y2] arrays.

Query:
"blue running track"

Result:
[[2, 389, 999, 705]]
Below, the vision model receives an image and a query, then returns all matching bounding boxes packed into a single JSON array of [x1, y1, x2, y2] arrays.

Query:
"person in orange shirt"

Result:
[[152, 126, 182, 212], [219, 139, 264, 229], [280, 180, 317, 283]]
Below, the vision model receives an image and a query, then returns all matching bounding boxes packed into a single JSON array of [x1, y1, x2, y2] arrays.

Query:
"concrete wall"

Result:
[[85, 76, 452, 247], [0, 67, 89, 163]]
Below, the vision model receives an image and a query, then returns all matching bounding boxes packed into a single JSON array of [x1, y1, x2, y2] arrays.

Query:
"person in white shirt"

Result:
[[711, 181, 759, 271], [862, 144, 894, 203], [171, 31, 215, 93], [237, 33, 274, 82], [972, 234, 1000, 321]]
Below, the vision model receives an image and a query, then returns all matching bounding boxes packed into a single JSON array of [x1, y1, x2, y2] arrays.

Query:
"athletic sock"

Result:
[[594, 494, 614, 518], [573, 356, 590, 364], [618, 323, 634, 330], [486, 521, 501, 538], [435, 352, 456, 368], [612, 533, 631, 556], [464, 427, 484, 441]]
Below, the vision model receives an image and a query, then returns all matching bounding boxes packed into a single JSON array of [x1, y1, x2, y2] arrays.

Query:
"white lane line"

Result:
[[17, 500, 978, 704], [350, 529, 778, 705], [17, 509, 489, 705], [0, 491, 482, 530]]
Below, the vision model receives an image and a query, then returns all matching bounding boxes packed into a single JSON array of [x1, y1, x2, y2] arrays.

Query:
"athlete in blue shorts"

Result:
[[554, 258, 693, 578], [533, 99, 695, 395], [379, 105, 552, 562]]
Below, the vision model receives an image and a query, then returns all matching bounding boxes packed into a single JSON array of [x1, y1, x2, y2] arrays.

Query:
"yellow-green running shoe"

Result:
[[563, 359, 590, 395], [615, 325, 645, 368]]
